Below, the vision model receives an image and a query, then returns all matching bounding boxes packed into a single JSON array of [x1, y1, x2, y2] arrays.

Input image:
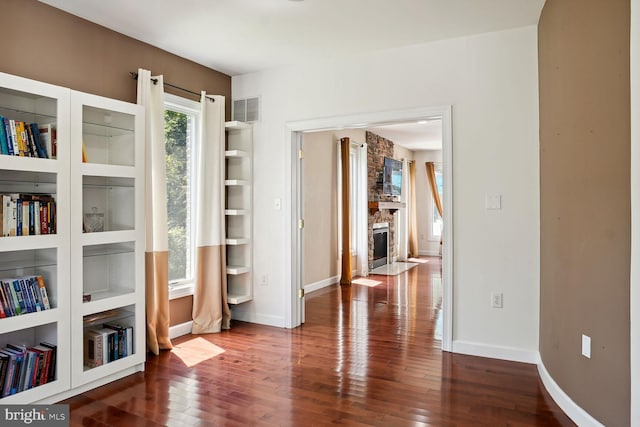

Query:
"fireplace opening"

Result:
[[372, 223, 389, 269]]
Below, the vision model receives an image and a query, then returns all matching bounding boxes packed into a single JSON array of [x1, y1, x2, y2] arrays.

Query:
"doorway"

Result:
[[284, 106, 453, 352]]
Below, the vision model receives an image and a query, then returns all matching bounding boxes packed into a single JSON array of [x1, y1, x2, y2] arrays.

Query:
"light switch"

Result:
[[274, 198, 281, 210], [485, 194, 502, 210]]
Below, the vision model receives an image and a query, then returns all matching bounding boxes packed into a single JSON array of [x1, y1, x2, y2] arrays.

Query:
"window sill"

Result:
[[169, 283, 194, 300]]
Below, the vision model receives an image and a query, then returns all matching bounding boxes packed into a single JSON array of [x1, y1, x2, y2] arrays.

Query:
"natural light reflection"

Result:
[[407, 257, 429, 264], [352, 278, 383, 287], [171, 337, 225, 367]]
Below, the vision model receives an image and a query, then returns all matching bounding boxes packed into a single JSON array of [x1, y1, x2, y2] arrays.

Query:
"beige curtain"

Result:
[[339, 137, 352, 285], [425, 162, 443, 246], [408, 161, 419, 257], [137, 68, 172, 355], [191, 92, 230, 333]]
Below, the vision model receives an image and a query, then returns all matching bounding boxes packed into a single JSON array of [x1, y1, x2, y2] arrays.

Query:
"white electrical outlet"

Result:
[[260, 275, 269, 286], [491, 292, 503, 308], [582, 334, 591, 358]]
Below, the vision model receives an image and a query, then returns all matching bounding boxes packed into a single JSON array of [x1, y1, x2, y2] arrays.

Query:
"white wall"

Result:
[[231, 26, 540, 355], [413, 150, 443, 256]]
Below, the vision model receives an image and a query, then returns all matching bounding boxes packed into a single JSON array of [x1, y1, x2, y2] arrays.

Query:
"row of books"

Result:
[[0, 342, 56, 397], [0, 193, 57, 237], [0, 116, 56, 159], [84, 322, 133, 368], [0, 275, 51, 319]]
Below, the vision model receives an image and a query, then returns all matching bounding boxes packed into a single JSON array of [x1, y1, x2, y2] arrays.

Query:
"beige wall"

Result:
[[2, 0, 231, 115], [302, 129, 366, 287], [4, 0, 231, 327], [413, 150, 443, 256], [539, 0, 630, 425]]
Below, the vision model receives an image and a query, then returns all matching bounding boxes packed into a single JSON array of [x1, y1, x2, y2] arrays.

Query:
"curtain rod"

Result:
[[130, 72, 215, 102]]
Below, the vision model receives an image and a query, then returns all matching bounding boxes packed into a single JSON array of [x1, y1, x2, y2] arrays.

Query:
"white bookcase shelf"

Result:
[[0, 71, 144, 404], [225, 121, 253, 305]]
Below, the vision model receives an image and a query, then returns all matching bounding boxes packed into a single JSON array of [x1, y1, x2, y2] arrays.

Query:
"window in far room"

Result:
[[431, 163, 444, 238], [164, 94, 200, 298]]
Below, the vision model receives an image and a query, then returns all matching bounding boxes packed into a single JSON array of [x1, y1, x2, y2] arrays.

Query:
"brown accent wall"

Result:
[[3, 0, 231, 328], [1, 0, 231, 115], [538, 0, 630, 425]]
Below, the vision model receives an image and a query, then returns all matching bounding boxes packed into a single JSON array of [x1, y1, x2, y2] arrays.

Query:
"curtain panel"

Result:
[[339, 137, 352, 285], [191, 92, 230, 333], [137, 68, 172, 355]]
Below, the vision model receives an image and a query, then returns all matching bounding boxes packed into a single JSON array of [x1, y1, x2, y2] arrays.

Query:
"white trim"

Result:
[[169, 283, 194, 300], [169, 321, 194, 339], [538, 360, 605, 427], [451, 340, 539, 364], [231, 309, 286, 328], [419, 250, 441, 257], [286, 105, 454, 353], [304, 275, 340, 294]]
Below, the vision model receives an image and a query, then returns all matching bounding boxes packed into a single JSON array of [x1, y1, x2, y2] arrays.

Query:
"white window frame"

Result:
[[164, 93, 200, 300]]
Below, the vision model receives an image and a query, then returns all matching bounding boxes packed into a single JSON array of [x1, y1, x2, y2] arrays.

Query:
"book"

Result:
[[0, 353, 8, 396], [27, 277, 42, 312], [84, 330, 104, 368], [3, 118, 14, 156], [5, 345, 26, 393], [8, 120, 20, 156], [3, 279, 20, 316], [11, 280, 27, 314], [30, 123, 47, 158], [0, 280, 16, 317], [18, 278, 34, 313], [30, 345, 52, 385], [0, 116, 8, 155], [36, 276, 50, 310], [0, 349, 20, 396], [39, 342, 56, 383], [38, 124, 55, 159]]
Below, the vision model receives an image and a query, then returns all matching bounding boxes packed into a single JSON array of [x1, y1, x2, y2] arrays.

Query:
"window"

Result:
[[164, 94, 200, 298], [431, 164, 444, 238]]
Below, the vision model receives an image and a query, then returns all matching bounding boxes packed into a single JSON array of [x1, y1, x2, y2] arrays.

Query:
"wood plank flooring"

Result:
[[64, 257, 575, 426]]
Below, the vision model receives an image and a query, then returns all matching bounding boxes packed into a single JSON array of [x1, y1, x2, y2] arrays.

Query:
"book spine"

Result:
[[30, 123, 47, 158], [36, 276, 50, 310], [0, 116, 8, 155], [1, 281, 16, 317], [0, 355, 8, 397], [39, 342, 56, 383], [8, 120, 19, 156], [27, 277, 41, 312], [5, 280, 20, 316], [18, 279, 33, 313], [11, 280, 26, 315], [3, 118, 14, 156], [28, 201, 35, 235]]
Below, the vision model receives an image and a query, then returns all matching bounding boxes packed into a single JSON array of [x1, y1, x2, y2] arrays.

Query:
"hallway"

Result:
[[65, 257, 574, 426]]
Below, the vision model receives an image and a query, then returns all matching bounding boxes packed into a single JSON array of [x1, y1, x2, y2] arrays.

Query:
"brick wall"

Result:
[[366, 131, 397, 269]]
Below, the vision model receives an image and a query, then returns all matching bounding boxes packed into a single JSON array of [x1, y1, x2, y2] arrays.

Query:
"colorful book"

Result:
[[0, 116, 8, 155], [36, 276, 50, 310], [39, 342, 56, 383], [30, 123, 47, 158]]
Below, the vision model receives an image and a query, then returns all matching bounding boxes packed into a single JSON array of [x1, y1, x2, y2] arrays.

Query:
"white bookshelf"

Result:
[[0, 71, 144, 403], [69, 90, 144, 388], [225, 121, 253, 305]]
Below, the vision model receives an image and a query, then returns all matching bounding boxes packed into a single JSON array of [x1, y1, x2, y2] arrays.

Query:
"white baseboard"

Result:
[[230, 309, 286, 328], [451, 340, 540, 364], [169, 321, 193, 339], [537, 360, 604, 427], [419, 250, 441, 257], [304, 275, 339, 294]]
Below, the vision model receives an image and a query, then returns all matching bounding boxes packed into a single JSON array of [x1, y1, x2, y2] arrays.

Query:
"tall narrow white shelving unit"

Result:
[[0, 71, 145, 403], [225, 121, 253, 304]]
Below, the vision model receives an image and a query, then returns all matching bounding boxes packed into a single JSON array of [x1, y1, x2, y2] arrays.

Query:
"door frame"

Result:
[[284, 105, 453, 352]]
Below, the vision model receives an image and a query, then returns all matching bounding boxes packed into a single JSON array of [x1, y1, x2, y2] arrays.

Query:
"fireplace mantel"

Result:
[[368, 201, 406, 214]]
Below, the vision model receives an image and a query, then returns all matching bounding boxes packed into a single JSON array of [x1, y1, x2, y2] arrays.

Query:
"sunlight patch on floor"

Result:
[[407, 257, 430, 264], [171, 337, 225, 367], [352, 278, 383, 287]]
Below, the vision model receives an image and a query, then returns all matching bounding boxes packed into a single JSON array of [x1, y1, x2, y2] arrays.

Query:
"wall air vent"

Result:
[[232, 97, 260, 123]]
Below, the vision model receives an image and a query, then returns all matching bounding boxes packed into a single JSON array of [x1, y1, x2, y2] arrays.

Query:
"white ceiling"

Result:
[[367, 120, 443, 151], [38, 0, 544, 150], [38, 0, 544, 77]]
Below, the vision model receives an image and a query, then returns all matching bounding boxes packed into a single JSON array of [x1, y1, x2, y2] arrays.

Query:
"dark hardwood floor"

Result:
[[65, 257, 575, 426]]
